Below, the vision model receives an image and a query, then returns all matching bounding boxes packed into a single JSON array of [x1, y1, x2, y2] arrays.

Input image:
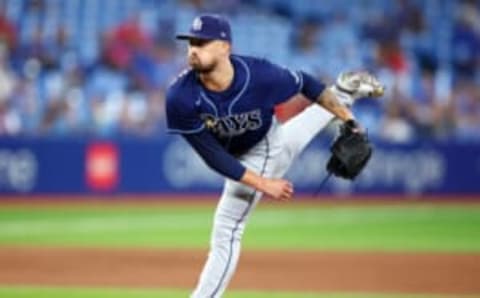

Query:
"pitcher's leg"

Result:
[[281, 104, 335, 165], [190, 181, 262, 298], [191, 122, 281, 298]]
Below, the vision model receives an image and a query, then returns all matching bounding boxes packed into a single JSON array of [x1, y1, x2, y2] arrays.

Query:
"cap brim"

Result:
[[175, 33, 214, 41]]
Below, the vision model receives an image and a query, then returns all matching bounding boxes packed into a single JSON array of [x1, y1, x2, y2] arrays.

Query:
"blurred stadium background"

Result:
[[0, 1, 480, 297], [0, 0, 478, 139], [0, 0, 478, 195]]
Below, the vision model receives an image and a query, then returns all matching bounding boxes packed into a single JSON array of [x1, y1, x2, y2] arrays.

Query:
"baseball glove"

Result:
[[326, 120, 372, 180]]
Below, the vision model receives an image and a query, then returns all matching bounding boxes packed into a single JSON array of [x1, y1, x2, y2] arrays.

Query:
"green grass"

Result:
[[1, 203, 479, 297], [0, 203, 480, 251], [0, 286, 474, 298]]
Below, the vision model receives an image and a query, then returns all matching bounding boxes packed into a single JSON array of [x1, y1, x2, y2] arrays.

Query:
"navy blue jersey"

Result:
[[166, 55, 325, 156]]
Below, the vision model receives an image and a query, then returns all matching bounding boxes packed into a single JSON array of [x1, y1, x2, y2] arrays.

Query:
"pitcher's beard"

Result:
[[192, 63, 216, 74], [190, 58, 217, 74]]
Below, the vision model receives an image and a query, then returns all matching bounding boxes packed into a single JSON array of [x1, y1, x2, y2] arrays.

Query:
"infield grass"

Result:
[[0, 286, 476, 298], [0, 202, 479, 252]]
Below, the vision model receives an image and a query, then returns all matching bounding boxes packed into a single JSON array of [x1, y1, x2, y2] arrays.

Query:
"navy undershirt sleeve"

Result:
[[299, 71, 326, 102], [182, 130, 247, 181]]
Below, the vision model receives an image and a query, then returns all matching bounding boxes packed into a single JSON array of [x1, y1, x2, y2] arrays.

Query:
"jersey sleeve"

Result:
[[260, 59, 325, 104], [165, 87, 205, 134], [183, 130, 246, 181]]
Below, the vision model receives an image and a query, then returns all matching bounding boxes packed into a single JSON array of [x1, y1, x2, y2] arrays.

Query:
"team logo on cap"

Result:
[[192, 17, 203, 31]]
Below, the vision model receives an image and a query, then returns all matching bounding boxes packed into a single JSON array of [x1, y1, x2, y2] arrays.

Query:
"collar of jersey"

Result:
[[199, 56, 251, 116]]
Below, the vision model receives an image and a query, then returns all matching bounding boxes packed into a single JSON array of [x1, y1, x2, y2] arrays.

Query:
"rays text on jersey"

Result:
[[201, 109, 263, 137]]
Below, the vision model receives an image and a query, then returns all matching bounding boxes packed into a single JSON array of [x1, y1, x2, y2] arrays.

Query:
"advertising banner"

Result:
[[0, 137, 478, 195]]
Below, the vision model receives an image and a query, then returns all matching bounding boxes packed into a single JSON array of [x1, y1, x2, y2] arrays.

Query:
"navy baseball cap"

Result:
[[176, 14, 232, 43]]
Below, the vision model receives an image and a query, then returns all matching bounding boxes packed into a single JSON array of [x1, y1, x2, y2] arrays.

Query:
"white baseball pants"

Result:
[[191, 104, 335, 298]]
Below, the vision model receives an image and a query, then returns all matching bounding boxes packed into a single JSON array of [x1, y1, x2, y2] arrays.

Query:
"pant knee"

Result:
[[211, 218, 245, 246]]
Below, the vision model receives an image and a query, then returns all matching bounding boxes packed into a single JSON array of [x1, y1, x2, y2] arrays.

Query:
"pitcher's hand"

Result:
[[262, 178, 294, 201], [240, 169, 294, 202]]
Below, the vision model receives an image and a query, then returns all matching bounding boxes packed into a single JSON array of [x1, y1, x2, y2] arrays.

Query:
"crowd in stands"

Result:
[[0, 0, 478, 143]]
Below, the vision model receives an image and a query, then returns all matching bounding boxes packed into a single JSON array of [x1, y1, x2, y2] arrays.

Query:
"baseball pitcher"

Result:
[[166, 14, 383, 298]]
